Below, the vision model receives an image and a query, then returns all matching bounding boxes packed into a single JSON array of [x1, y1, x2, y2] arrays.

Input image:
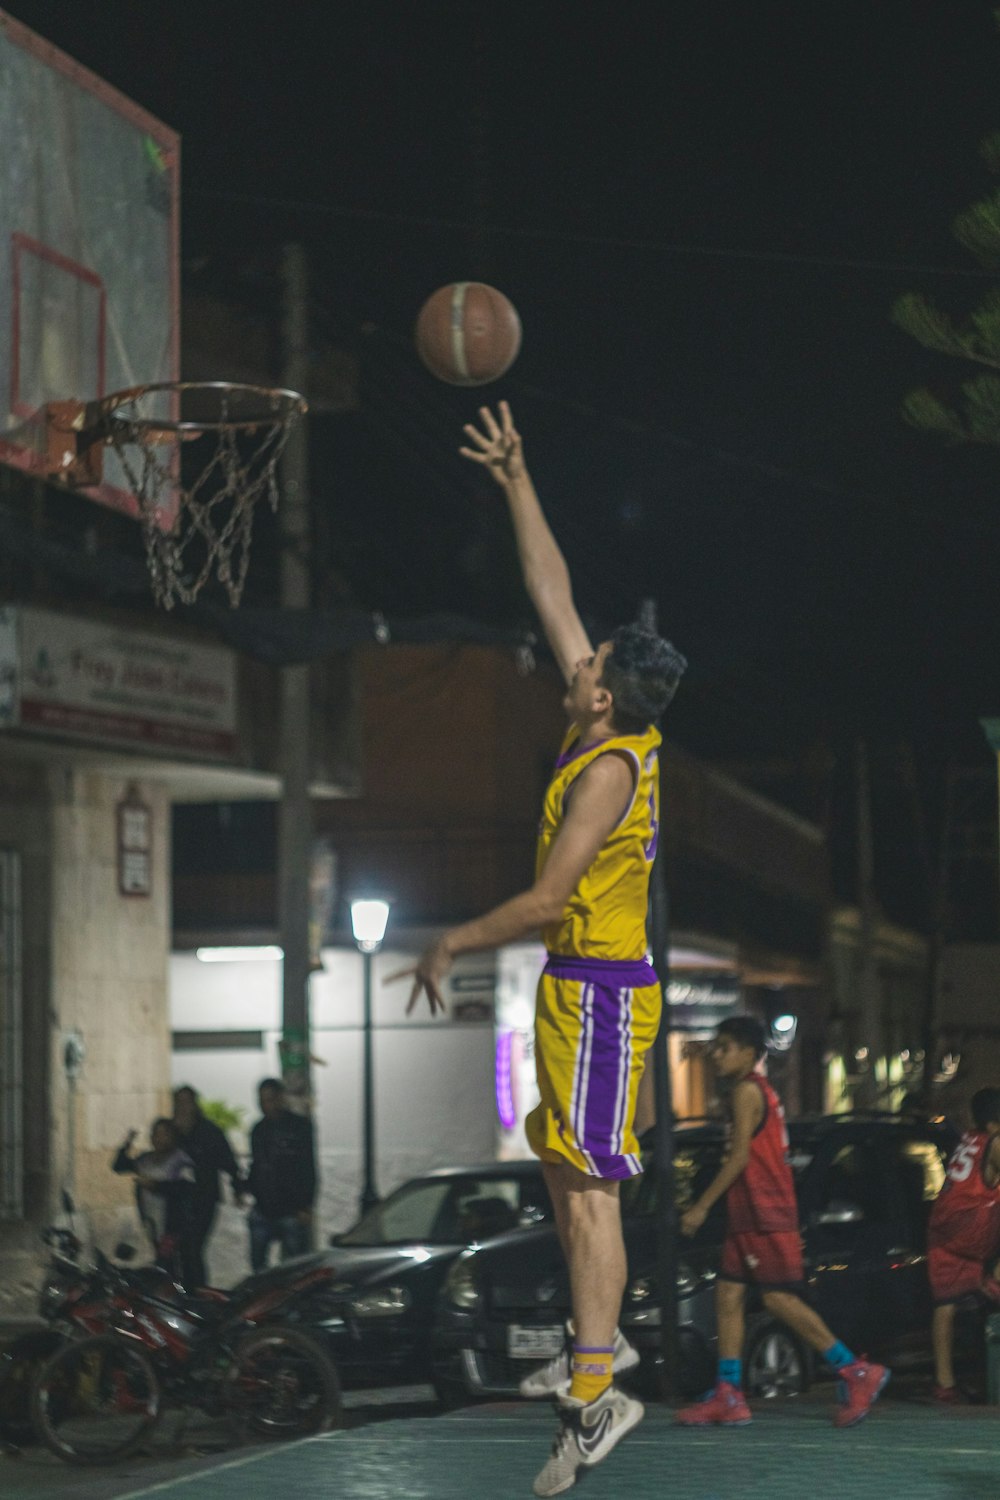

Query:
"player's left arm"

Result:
[[680, 1079, 764, 1236], [985, 1132, 1000, 1189], [388, 752, 635, 1015]]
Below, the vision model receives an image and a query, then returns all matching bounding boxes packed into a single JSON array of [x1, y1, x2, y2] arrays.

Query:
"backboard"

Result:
[[0, 10, 179, 519]]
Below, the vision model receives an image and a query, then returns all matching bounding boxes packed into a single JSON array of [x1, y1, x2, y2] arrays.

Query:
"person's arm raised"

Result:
[[460, 402, 592, 684]]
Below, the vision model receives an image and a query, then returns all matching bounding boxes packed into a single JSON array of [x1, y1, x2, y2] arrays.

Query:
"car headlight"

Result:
[[624, 1262, 709, 1318], [444, 1254, 482, 1312], [348, 1285, 412, 1318]]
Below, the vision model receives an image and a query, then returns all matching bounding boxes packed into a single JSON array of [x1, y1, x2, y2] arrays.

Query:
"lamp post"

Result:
[[350, 898, 390, 1215]]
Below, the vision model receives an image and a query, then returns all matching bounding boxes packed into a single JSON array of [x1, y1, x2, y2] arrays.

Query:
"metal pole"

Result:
[[919, 762, 955, 1107], [360, 950, 378, 1213], [638, 598, 680, 1403], [854, 741, 883, 1107], [278, 243, 314, 1118]]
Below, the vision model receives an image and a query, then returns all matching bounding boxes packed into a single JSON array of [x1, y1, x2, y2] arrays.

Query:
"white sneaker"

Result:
[[532, 1385, 644, 1497], [519, 1325, 640, 1399]]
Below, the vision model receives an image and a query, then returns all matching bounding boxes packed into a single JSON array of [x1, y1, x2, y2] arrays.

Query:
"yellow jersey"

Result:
[[536, 721, 661, 961]]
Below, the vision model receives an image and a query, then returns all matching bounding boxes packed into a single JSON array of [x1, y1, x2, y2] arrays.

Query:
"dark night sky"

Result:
[[7, 2, 1000, 862]]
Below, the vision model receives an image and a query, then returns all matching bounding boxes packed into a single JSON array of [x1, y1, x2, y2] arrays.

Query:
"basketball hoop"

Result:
[[48, 381, 307, 609]]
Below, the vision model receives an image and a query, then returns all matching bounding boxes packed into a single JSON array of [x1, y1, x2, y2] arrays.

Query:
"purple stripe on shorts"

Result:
[[576, 982, 634, 1159], [544, 953, 658, 988]]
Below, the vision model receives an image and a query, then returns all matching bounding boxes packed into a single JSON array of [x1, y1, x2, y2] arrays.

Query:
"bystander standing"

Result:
[[112, 1118, 195, 1280], [172, 1084, 244, 1289], [246, 1078, 317, 1271]]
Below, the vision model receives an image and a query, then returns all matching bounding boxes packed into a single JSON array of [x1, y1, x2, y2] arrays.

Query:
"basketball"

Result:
[[415, 282, 522, 386]]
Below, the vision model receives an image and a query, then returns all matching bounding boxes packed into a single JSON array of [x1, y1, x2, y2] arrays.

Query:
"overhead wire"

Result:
[[189, 188, 998, 282]]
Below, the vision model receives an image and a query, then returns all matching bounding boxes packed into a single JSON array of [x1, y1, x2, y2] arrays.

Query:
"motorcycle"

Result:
[[24, 1208, 343, 1464], [0, 1223, 83, 1448]]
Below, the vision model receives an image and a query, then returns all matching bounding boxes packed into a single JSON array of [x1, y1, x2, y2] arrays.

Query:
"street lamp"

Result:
[[350, 898, 390, 1215]]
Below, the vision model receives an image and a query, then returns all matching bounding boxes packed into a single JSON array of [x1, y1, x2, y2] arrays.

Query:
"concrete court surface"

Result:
[[4, 1395, 1000, 1500]]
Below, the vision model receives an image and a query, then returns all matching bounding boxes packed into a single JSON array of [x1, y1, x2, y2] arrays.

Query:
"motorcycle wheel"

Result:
[[31, 1335, 161, 1465], [0, 1331, 65, 1446], [222, 1326, 342, 1441]]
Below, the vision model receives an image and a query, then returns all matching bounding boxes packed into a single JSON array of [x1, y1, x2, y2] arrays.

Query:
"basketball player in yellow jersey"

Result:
[[394, 403, 686, 1496]]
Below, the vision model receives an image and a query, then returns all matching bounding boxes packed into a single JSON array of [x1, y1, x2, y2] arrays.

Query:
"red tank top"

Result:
[[930, 1131, 1000, 1256], [725, 1072, 800, 1234]]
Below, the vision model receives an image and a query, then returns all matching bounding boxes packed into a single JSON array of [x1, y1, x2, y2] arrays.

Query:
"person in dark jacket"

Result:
[[112, 1118, 195, 1280], [246, 1077, 317, 1272], [172, 1085, 244, 1289]]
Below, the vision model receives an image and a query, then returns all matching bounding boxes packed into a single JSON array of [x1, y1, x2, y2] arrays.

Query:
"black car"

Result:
[[310, 1160, 553, 1387], [431, 1113, 966, 1405]]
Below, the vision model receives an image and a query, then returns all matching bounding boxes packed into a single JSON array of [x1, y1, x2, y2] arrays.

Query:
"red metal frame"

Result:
[[10, 232, 107, 419]]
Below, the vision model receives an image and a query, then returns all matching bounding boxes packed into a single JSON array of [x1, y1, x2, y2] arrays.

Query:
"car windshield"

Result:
[[337, 1173, 553, 1247]]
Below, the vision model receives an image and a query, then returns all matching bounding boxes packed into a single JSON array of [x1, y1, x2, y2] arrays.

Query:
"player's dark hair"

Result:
[[258, 1077, 284, 1095], [600, 624, 687, 734], [971, 1087, 1000, 1130], [715, 1015, 767, 1060]]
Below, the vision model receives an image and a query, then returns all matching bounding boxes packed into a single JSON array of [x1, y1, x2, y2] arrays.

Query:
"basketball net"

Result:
[[69, 382, 308, 610]]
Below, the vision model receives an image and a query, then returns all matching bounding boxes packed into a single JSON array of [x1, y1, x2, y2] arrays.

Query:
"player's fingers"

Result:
[[480, 406, 501, 439], [384, 965, 415, 985], [500, 400, 516, 436], [459, 446, 489, 465], [462, 423, 492, 450], [405, 979, 422, 1015]]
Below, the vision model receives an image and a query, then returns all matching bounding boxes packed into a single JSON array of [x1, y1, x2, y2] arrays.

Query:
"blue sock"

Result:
[[822, 1340, 854, 1370], [718, 1357, 742, 1387]]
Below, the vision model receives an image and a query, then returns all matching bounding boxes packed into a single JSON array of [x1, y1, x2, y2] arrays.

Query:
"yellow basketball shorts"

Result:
[[525, 953, 661, 1180]]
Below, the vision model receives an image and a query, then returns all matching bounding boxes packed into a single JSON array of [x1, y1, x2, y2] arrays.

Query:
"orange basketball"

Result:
[[415, 282, 522, 386]]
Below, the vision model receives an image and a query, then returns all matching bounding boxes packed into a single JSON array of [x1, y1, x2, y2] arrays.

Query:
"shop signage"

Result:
[[667, 974, 741, 1032], [0, 606, 237, 758]]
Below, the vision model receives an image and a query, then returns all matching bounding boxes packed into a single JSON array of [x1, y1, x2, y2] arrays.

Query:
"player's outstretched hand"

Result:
[[385, 938, 453, 1018], [459, 401, 524, 486]]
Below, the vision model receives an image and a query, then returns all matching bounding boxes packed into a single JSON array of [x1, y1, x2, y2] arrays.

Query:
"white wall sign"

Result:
[[118, 795, 152, 897]]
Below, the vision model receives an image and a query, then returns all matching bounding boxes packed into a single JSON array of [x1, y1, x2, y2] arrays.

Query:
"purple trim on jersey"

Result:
[[554, 734, 589, 770], [545, 953, 658, 988]]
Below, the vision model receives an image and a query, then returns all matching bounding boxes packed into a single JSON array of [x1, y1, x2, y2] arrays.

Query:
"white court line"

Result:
[[397, 1434, 1000, 1456], [111, 1430, 347, 1500], [110, 1426, 1000, 1495]]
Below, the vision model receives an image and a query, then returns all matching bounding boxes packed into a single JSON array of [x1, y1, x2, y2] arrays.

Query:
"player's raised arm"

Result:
[[460, 402, 592, 684]]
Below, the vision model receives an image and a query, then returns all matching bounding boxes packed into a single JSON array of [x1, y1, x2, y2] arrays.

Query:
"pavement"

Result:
[[3, 1383, 1000, 1500]]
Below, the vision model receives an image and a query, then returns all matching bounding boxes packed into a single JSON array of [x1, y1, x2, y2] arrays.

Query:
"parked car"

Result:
[[311, 1161, 554, 1387], [431, 1113, 968, 1406]]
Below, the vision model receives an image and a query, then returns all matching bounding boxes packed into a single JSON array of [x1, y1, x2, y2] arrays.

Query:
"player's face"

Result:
[[565, 641, 613, 718], [711, 1035, 756, 1079]]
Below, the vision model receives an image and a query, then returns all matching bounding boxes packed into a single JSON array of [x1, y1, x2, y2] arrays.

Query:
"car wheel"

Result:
[[744, 1316, 811, 1399]]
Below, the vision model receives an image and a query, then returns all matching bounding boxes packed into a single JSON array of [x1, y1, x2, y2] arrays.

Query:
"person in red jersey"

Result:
[[675, 1016, 889, 1429], [927, 1086, 1000, 1403]]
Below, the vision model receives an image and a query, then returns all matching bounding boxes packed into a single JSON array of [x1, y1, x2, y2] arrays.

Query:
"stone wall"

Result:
[[47, 770, 172, 1245]]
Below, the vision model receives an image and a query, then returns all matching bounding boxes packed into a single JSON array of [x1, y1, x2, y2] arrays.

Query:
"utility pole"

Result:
[[898, 746, 954, 1106], [278, 244, 313, 1118], [638, 598, 680, 1402], [854, 741, 883, 1107]]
